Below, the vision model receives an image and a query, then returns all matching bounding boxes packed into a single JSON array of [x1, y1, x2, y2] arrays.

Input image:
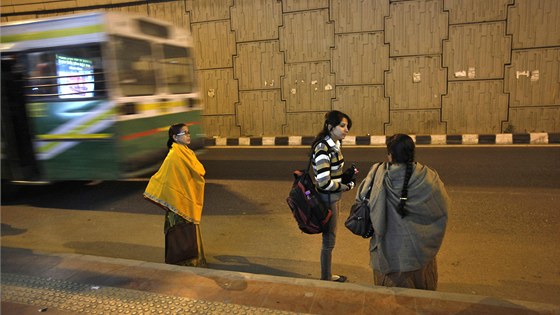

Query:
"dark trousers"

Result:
[[320, 199, 339, 280], [373, 258, 438, 290]]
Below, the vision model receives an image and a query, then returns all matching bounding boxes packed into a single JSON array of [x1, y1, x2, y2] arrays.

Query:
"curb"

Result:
[[205, 132, 560, 146], [5, 250, 560, 315]]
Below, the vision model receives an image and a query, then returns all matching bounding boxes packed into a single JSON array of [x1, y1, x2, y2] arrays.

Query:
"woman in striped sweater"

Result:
[[311, 110, 356, 282]]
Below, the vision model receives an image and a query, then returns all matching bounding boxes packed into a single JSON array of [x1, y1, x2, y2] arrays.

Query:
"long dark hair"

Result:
[[311, 110, 352, 149], [167, 123, 186, 149], [387, 134, 415, 218]]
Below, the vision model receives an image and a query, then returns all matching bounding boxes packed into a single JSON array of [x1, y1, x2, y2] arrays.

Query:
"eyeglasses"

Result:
[[176, 131, 190, 136]]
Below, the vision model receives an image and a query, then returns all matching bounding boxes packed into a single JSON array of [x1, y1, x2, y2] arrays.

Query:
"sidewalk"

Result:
[[2, 247, 559, 315]]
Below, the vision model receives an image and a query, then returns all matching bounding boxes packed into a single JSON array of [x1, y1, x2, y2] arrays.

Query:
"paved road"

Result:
[[1, 146, 559, 305]]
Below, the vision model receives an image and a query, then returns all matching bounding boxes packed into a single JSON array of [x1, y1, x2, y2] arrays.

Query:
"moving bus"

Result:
[[1, 12, 203, 183]]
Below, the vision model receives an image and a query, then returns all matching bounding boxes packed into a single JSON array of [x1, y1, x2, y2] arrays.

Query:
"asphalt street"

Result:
[[1, 146, 559, 305]]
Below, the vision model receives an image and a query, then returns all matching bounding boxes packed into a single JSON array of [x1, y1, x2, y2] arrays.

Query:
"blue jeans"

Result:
[[320, 193, 340, 280]]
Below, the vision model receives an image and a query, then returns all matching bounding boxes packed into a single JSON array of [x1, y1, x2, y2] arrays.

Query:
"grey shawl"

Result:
[[355, 162, 449, 274]]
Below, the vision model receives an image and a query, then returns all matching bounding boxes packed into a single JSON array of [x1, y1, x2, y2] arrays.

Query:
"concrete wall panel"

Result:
[[385, 110, 446, 135], [332, 32, 389, 85], [103, 4, 147, 16], [507, 0, 560, 49], [2, 14, 36, 22], [234, 41, 284, 91], [504, 107, 560, 133], [331, 0, 389, 33], [444, 0, 512, 24], [386, 56, 447, 110], [505, 48, 560, 107], [237, 91, 286, 136], [385, 0, 448, 56], [10, 0, 52, 13], [231, 0, 282, 42], [444, 22, 511, 81], [192, 21, 236, 69], [333, 86, 389, 135], [282, 0, 328, 12], [284, 112, 327, 136], [185, 0, 232, 22], [279, 9, 334, 63], [198, 69, 238, 115], [442, 80, 509, 134], [147, 1, 189, 30], [203, 116, 240, 138], [282, 62, 335, 112]]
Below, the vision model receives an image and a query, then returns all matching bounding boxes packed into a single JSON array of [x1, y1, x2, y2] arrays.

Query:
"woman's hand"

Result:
[[343, 182, 355, 191]]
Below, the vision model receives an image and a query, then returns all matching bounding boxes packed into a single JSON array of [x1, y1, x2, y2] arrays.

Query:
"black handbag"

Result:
[[345, 163, 382, 238], [165, 221, 198, 264]]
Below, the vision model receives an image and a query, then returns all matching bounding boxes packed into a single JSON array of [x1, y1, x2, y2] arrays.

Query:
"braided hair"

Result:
[[387, 134, 415, 218]]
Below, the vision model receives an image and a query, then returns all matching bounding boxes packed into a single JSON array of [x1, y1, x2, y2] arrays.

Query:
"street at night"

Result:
[[2, 145, 559, 305]]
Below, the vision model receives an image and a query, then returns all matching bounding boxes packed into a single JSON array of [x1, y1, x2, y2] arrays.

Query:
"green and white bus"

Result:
[[1, 12, 203, 183]]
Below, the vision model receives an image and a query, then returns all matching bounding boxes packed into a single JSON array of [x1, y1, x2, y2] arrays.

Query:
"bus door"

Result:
[[1, 55, 40, 181]]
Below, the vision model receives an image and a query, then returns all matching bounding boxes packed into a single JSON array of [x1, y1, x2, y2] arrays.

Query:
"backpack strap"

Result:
[[310, 140, 337, 206], [305, 150, 314, 172]]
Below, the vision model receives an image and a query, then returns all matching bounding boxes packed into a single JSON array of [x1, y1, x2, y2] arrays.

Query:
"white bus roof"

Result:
[[1, 12, 191, 53]]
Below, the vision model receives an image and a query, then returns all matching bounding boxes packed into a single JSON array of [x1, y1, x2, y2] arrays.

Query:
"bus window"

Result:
[[26, 46, 105, 101], [161, 45, 194, 94], [56, 54, 95, 99], [113, 36, 156, 96], [138, 20, 169, 39], [27, 53, 57, 98]]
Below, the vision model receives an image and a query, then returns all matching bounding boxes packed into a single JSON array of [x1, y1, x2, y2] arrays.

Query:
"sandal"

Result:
[[331, 275, 347, 282]]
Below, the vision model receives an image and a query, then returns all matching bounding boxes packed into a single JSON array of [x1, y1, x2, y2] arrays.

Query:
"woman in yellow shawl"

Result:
[[144, 123, 206, 267]]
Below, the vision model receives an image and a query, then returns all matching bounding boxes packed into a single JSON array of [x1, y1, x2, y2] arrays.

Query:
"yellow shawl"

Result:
[[143, 143, 205, 224]]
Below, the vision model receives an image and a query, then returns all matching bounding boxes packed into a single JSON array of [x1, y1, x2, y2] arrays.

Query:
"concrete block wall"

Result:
[[2, 0, 559, 138]]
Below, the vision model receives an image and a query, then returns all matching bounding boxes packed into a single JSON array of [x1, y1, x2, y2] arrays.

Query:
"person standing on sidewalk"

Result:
[[355, 133, 449, 290], [144, 123, 207, 267], [311, 110, 356, 282]]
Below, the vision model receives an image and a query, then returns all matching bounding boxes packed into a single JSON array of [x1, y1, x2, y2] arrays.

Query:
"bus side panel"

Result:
[[28, 100, 120, 180], [39, 138, 119, 180], [116, 108, 203, 176]]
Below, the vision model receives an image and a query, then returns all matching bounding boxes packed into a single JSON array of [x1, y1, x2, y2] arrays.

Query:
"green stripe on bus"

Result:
[[1, 24, 103, 43], [36, 108, 114, 153], [37, 134, 112, 140], [38, 142, 58, 153], [74, 109, 114, 133]]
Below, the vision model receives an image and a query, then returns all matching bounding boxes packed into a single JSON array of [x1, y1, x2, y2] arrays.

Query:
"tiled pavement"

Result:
[[1, 247, 559, 315]]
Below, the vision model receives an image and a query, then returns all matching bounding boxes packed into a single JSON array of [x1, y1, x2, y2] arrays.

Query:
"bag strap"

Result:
[[305, 150, 314, 172], [309, 140, 334, 205], [364, 162, 383, 199]]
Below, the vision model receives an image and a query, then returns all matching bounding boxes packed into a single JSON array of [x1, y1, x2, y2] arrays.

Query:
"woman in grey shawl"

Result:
[[355, 134, 450, 290]]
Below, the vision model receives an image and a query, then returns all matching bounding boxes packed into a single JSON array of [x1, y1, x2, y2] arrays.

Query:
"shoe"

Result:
[[331, 275, 347, 282]]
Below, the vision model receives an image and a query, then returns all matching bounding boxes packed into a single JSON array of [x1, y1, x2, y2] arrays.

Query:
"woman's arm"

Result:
[[314, 143, 344, 192]]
